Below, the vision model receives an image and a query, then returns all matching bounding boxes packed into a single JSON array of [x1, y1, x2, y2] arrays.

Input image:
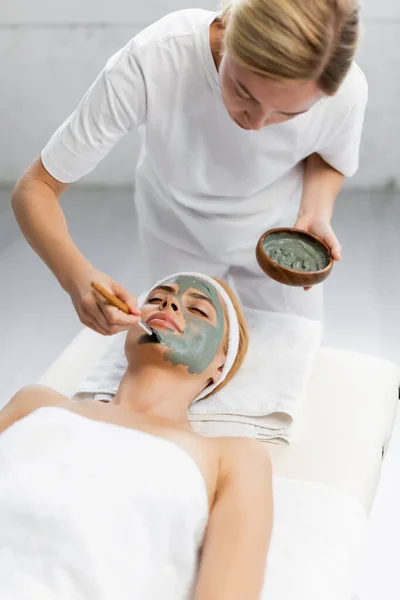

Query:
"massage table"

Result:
[[38, 328, 400, 598]]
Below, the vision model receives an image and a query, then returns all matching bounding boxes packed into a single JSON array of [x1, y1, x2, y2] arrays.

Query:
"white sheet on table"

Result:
[[265, 477, 368, 600]]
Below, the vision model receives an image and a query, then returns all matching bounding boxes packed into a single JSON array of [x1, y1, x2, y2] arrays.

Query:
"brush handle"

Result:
[[91, 282, 130, 314]]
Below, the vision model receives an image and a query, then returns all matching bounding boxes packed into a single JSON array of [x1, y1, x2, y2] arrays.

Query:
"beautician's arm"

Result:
[[12, 159, 75, 286], [295, 153, 344, 261], [194, 439, 273, 600], [11, 159, 141, 336]]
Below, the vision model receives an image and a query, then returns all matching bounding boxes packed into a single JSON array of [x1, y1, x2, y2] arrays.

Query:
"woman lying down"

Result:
[[0, 272, 273, 599]]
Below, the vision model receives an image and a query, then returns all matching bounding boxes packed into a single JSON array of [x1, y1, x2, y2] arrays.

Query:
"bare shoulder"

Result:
[[12, 384, 71, 411], [216, 436, 271, 467], [215, 437, 272, 487], [0, 384, 72, 433]]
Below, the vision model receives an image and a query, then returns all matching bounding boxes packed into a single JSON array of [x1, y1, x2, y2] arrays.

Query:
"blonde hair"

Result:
[[202, 277, 249, 399], [221, 0, 360, 95]]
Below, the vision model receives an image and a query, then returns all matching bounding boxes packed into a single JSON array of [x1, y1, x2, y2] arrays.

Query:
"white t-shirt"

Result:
[[41, 9, 368, 258]]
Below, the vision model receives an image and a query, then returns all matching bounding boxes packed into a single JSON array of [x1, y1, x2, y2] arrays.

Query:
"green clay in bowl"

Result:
[[262, 232, 330, 272]]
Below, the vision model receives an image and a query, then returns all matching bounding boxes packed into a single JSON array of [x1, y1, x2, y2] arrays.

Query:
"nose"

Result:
[[245, 108, 270, 131], [160, 295, 180, 313]]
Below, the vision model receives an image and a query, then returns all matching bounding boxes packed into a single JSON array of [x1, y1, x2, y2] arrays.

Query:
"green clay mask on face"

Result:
[[263, 233, 329, 272], [139, 276, 225, 374]]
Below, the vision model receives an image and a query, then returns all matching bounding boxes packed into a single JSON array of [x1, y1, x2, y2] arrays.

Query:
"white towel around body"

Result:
[[0, 406, 366, 600], [0, 407, 208, 600]]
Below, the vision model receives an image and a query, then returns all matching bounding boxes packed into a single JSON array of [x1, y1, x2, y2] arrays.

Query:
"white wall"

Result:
[[0, 1, 399, 188]]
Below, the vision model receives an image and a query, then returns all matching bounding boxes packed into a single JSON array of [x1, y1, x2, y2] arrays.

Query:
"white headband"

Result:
[[139, 272, 241, 402]]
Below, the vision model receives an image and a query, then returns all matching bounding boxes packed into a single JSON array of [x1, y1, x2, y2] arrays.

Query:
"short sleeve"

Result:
[[41, 46, 147, 183], [318, 66, 368, 177]]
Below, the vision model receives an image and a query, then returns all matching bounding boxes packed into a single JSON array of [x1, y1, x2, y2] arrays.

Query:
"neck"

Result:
[[210, 19, 224, 71], [112, 364, 202, 426]]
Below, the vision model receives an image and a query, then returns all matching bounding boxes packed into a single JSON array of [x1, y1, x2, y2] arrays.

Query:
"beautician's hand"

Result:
[[293, 215, 342, 291], [66, 267, 141, 335]]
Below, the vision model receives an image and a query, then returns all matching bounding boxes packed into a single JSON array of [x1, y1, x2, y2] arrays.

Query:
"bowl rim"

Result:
[[257, 227, 334, 275]]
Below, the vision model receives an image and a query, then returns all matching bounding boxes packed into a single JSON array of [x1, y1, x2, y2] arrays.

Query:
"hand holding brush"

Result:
[[91, 282, 160, 341]]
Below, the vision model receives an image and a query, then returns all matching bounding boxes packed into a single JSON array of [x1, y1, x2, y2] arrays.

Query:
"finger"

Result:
[[320, 229, 341, 259], [100, 304, 142, 329], [81, 291, 112, 330], [294, 219, 309, 232], [84, 295, 113, 331], [94, 303, 134, 335], [331, 245, 342, 262], [87, 322, 109, 336], [321, 229, 335, 246], [326, 238, 341, 261], [112, 283, 140, 315], [81, 311, 110, 336], [93, 291, 141, 332], [81, 305, 111, 335]]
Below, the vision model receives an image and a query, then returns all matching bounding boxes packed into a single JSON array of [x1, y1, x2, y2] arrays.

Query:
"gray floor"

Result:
[[0, 186, 399, 599]]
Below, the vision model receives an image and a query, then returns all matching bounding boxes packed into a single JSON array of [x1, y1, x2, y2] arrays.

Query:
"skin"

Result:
[[0, 280, 272, 600]]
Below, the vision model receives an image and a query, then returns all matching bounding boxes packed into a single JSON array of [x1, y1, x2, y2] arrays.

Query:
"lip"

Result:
[[147, 312, 182, 333]]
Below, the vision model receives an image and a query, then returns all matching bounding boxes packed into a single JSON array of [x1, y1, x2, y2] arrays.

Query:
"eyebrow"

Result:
[[150, 285, 176, 294], [188, 292, 216, 310], [236, 80, 309, 116]]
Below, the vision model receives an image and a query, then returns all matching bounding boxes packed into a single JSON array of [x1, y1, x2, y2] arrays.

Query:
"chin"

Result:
[[125, 340, 168, 371], [125, 329, 155, 360]]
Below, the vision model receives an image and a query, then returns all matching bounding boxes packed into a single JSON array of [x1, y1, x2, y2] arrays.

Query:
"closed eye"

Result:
[[190, 307, 209, 318], [236, 87, 252, 101], [147, 297, 162, 304], [235, 83, 259, 104]]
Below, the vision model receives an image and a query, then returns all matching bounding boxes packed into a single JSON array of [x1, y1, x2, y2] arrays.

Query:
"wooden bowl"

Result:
[[256, 228, 333, 287]]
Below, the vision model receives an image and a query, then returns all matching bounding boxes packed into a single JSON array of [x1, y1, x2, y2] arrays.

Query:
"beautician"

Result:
[[11, 0, 367, 336]]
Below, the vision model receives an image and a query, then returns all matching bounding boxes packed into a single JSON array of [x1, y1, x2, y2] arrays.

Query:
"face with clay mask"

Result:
[[125, 276, 228, 385]]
